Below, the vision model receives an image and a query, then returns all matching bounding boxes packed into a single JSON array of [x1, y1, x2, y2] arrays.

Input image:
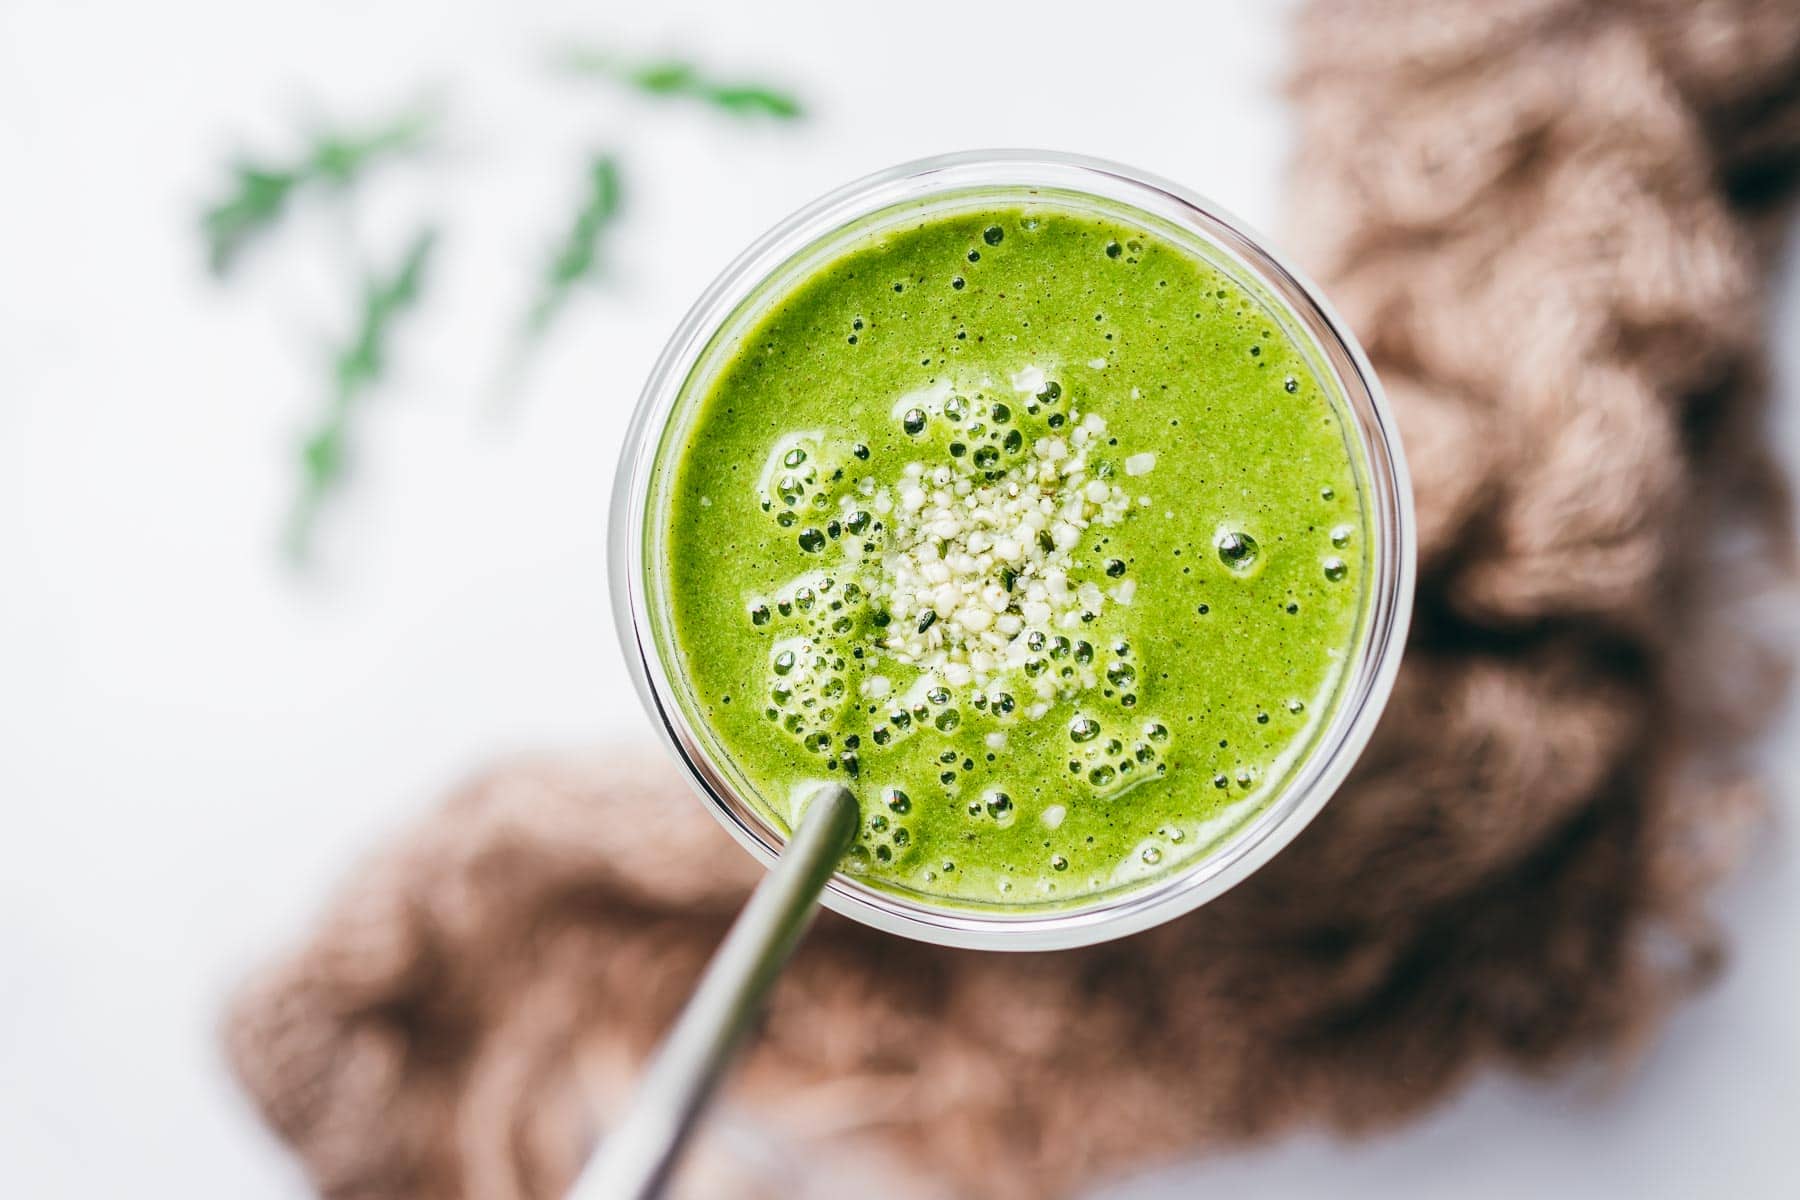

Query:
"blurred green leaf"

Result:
[[557, 49, 804, 120], [287, 228, 438, 561], [706, 85, 803, 119], [628, 60, 701, 94], [525, 154, 624, 337], [201, 106, 436, 276]]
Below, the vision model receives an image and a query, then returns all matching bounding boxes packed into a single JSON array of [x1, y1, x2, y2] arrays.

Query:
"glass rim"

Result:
[[610, 149, 1416, 951]]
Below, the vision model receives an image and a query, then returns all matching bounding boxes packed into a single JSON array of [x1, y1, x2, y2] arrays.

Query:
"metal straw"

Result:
[[567, 782, 860, 1200]]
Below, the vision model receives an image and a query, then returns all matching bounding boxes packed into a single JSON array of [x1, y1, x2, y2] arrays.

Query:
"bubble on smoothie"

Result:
[[760, 632, 854, 751], [983, 790, 1015, 825], [1330, 524, 1353, 549], [756, 431, 843, 517], [1066, 710, 1171, 797], [1322, 556, 1348, 582], [1216, 530, 1260, 573]]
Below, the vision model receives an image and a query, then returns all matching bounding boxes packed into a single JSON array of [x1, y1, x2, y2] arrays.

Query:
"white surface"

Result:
[[1, 2, 1795, 1196]]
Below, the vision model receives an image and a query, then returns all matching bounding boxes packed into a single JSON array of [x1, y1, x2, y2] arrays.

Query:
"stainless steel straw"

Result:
[[566, 782, 860, 1200]]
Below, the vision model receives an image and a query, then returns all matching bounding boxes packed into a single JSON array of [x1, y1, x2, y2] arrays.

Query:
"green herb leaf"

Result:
[[557, 49, 804, 120], [524, 154, 624, 336], [287, 227, 438, 561], [704, 85, 803, 119], [628, 60, 701, 95], [202, 107, 436, 276]]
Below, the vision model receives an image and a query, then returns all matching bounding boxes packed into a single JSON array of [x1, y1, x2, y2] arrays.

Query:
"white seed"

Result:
[[1125, 452, 1157, 476], [1010, 364, 1047, 394]]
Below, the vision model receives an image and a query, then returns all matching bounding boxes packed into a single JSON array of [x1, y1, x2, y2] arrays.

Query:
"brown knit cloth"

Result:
[[225, 3, 1800, 1197]]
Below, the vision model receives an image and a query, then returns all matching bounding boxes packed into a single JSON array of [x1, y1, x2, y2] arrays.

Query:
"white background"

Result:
[[3, 2, 1796, 1196]]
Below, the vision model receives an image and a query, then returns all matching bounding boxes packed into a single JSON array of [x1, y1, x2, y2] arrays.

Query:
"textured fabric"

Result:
[[224, 3, 1800, 1197]]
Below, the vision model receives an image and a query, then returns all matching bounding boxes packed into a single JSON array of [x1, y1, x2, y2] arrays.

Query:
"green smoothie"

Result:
[[658, 199, 1370, 908]]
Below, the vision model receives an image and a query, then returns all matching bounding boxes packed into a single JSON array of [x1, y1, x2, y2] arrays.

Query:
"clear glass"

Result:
[[610, 151, 1415, 951]]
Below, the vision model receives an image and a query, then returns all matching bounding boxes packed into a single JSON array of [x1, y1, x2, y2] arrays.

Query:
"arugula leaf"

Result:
[[287, 228, 438, 561], [704, 84, 803, 119], [557, 50, 804, 120], [202, 107, 435, 276], [525, 154, 624, 336]]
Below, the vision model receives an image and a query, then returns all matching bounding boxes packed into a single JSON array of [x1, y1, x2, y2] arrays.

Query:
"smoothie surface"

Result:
[[659, 200, 1369, 907]]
